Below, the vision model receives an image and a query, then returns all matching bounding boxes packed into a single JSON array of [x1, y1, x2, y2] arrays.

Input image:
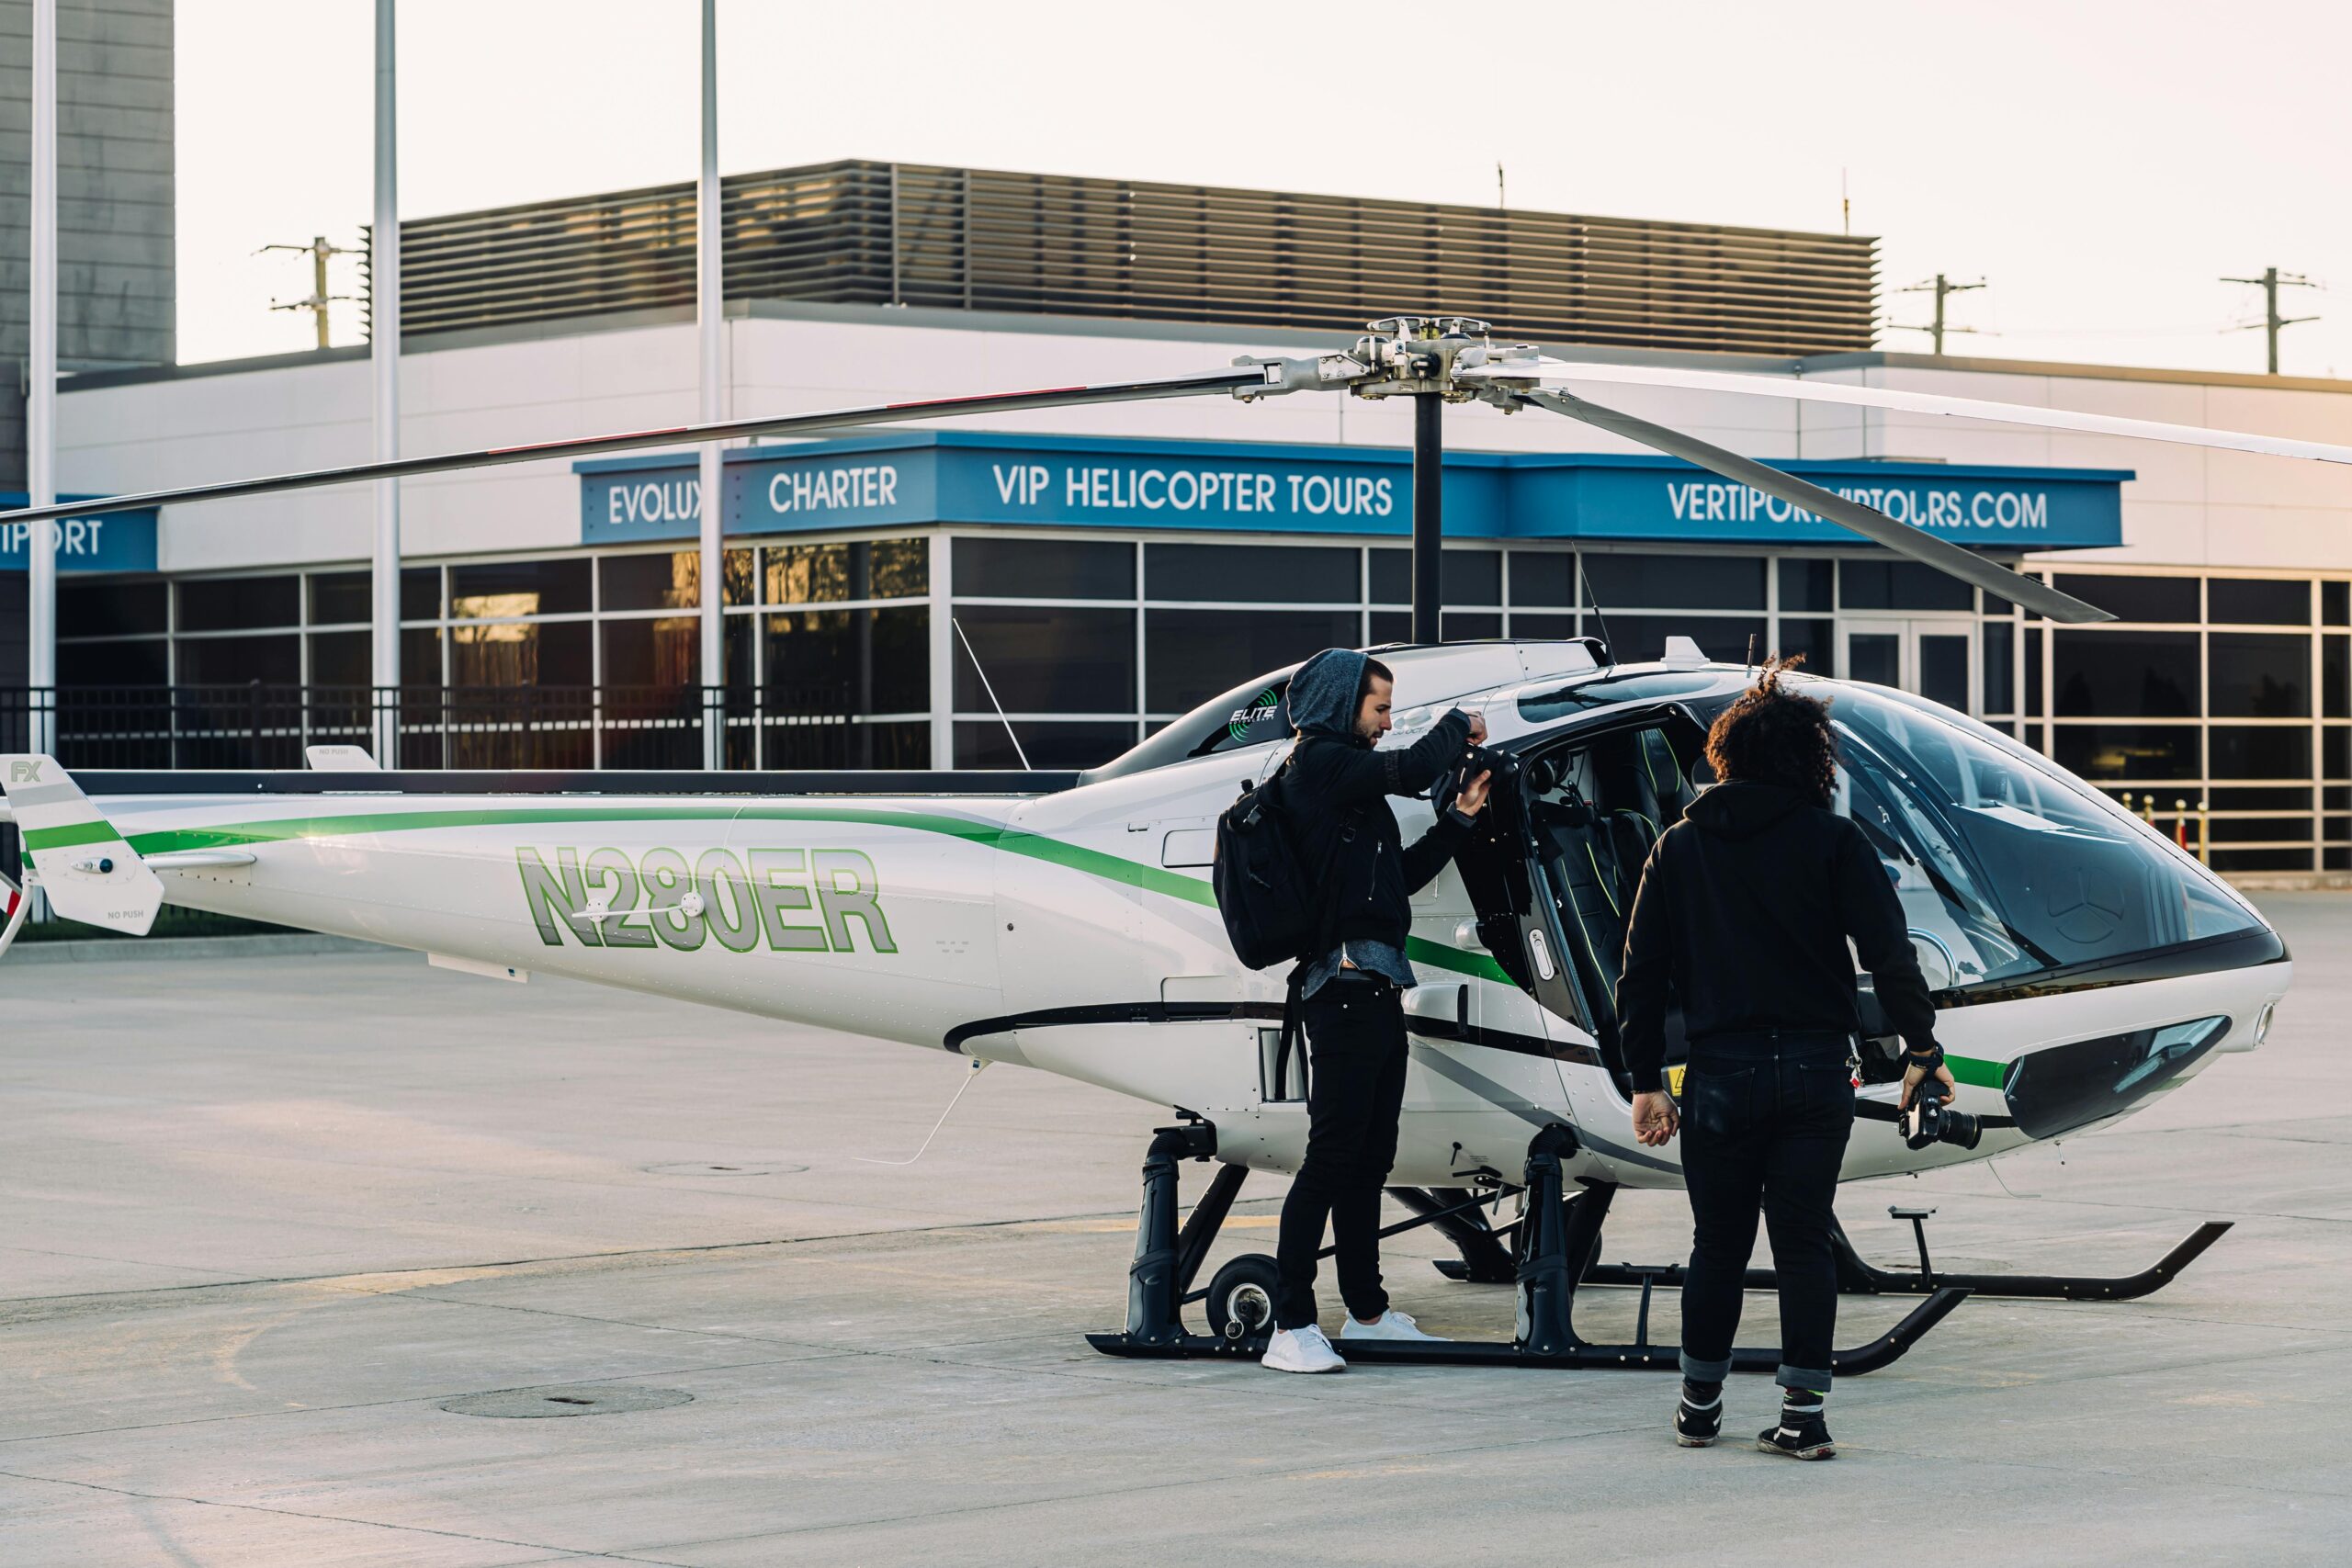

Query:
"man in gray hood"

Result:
[[1261, 648, 1490, 1374]]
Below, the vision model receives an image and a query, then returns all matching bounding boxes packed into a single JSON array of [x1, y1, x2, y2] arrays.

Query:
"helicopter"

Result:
[[1, 315, 2325, 1376]]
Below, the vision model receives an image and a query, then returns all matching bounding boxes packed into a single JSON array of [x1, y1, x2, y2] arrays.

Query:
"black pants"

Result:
[[1274, 977, 1408, 1331], [1677, 1032, 1855, 1391]]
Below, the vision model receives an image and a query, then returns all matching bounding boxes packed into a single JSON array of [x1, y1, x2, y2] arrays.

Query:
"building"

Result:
[[39, 158, 2352, 874], [0, 0, 175, 687]]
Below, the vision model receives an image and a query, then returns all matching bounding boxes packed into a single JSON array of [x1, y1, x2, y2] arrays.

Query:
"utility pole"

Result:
[[1894, 274, 1984, 355], [2222, 267, 2319, 375], [261, 236, 356, 348], [371, 0, 401, 760]]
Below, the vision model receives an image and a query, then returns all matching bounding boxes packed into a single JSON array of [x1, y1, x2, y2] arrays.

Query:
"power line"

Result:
[[2221, 266, 2319, 374]]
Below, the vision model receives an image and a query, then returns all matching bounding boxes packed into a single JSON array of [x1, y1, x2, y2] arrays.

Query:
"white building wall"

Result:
[[52, 310, 2352, 578]]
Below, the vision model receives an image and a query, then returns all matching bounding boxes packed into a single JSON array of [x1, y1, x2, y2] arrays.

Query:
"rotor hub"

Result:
[[1232, 312, 1544, 405]]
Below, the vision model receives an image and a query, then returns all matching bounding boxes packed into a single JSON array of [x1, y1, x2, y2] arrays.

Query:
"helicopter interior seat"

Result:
[[1528, 726, 1698, 1076]]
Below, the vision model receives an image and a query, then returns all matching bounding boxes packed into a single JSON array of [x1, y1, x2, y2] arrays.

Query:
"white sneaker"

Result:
[[1261, 1324, 1347, 1373], [1340, 1309, 1447, 1343]]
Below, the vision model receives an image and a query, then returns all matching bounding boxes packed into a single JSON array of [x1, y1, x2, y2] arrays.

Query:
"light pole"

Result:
[[371, 0, 402, 760], [697, 0, 726, 768]]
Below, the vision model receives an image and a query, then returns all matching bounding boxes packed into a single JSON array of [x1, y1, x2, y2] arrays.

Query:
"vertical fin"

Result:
[[0, 755, 165, 934]]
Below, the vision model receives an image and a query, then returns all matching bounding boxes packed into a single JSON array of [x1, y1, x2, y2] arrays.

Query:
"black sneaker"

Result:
[[1673, 1383, 1723, 1448], [1757, 1413, 1836, 1461]]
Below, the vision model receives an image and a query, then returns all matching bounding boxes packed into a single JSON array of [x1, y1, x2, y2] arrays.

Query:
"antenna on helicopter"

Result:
[[952, 616, 1031, 770], [1578, 562, 1616, 664]]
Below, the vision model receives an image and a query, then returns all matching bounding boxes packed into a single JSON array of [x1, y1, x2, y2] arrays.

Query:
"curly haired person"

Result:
[[1615, 657, 1955, 1459]]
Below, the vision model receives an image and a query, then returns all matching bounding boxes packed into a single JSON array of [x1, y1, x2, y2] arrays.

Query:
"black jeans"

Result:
[[1677, 1032, 1855, 1391], [1274, 976, 1408, 1331]]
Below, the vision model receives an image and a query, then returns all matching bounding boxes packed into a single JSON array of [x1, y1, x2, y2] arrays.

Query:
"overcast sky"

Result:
[[178, 0, 2352, 378]]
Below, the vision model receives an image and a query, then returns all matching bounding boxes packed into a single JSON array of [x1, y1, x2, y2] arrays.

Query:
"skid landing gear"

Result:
[[1086, 1122, 1966, 1373], [1577, 1206, 2234, 1303]]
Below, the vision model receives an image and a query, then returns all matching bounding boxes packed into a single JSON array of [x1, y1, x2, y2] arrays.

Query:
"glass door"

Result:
[[1839, 619, 1977, 714]]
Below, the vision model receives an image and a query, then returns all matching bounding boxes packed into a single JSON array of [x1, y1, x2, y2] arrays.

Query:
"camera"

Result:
[[1902, 1082, 1983, 1151]]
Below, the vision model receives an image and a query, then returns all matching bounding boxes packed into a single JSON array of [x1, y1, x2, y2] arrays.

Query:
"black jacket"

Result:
[[1283, 708, 1476, 956], [1615, 780, 1939, 1093]]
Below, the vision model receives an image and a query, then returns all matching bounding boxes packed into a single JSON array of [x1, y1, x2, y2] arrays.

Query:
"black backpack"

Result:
[[1212, 757, 1347, 972]]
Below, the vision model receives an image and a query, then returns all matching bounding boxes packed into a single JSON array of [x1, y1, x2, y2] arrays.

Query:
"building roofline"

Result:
[[64, 300, 2352, 398]]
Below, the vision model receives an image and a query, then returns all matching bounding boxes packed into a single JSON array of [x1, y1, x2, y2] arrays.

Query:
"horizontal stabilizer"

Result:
[[0, 754, 165, 934]]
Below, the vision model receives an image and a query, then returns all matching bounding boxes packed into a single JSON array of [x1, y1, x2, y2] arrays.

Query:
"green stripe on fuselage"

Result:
[[117, 799, 1519, 982]]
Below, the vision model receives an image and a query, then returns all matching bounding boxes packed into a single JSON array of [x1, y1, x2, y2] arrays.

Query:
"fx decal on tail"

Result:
[[0, 755, 165, 934]]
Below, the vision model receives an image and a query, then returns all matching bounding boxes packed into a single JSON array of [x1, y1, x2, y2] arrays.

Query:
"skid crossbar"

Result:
[[1579, 1216, 2234, 1303]]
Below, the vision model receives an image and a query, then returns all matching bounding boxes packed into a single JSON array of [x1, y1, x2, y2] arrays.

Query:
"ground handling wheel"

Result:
[[1204, 1253, 1282, 1343]]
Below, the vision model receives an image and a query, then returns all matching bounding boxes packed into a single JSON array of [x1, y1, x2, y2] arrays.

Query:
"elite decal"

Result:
[[517, 845, 898, 953]]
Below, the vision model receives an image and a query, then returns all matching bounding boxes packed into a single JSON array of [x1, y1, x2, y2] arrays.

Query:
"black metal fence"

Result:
[[0, 683, 861, 773]]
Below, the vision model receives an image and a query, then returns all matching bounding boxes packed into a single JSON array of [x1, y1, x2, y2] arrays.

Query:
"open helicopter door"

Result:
[[1464, 705, 1718, 1179]]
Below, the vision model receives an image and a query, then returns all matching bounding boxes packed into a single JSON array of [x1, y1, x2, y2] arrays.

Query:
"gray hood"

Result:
[[1287, 647, 1368, 742]]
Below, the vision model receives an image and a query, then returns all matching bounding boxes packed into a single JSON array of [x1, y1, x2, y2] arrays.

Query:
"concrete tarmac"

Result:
[[6, 897, 2349, 1565]]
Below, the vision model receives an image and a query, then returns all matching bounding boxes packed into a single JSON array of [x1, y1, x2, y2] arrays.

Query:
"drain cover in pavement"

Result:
[[440, 1384, 695, 1418], [641, 1160, 808, 1177]]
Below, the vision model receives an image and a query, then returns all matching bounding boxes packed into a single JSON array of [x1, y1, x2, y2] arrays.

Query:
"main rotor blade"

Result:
[[1469, 358, 2352, 468], [1519, 389, 2116, 625], [0, 366, 1272, 527]]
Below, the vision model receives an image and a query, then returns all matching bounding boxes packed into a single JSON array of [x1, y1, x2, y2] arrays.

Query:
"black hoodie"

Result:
[[1615, 780, 1939, 1093]]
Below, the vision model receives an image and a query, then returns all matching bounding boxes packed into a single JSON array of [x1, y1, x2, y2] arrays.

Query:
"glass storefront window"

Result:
[[2053, 630, 2197, 716], [1587, 553, 1765, 609], [956, 719, 1136, 770], [1593, 615, 1765, 665], [1509, 552, 1576, 607], [764, 605, 930, 713], [60, 580, 166, 637], [952, 604, 1130, 712], [309, 631, 368, 687], [1146, 543, 1357, 603], [2209, 578, 2310, 626], [765, 538, 927, 604], [2208, 632, 2311, 717], [601, 616, 698, 686], [1840, 560, 1971, 612], [2051, 724, 2200, 782], [1774, 617, 1833, 671], [2054, 573, 2197, 624], [2327, 581, 2350, 627], [1780, 558, 1834, 613], [180, 576, 298, 632], [2210, 726, 2311, 780], [449, 559, 590, 619], [602, 552, 699, 612], [175, 633, 300, 684], [954, 537, 1127, 599], [60, 638, 166, 686], [450, 619, 590, 686], [1368, 548, 1504, 606], [1511, 611, 1577, 639], [1982, 625, 2015, 715]]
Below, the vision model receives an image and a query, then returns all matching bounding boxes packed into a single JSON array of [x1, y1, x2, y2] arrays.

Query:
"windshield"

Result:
[[1818, 682, 2263, 985]]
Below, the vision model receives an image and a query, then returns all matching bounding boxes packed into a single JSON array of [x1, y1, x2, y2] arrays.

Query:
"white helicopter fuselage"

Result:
[[41, 649, 2290, 1196]]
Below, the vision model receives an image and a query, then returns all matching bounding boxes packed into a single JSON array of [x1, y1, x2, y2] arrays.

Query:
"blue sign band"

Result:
[[577, 433, 2127, 551], [0, 496, 159, 573]]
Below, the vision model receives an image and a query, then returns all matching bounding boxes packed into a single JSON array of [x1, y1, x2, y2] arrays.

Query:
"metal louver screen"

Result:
[[368, 159, 1878, 357]]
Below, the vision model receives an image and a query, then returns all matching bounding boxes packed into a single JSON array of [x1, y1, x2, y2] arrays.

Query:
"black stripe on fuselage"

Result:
[[942, 1000, 1601, 1066]]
